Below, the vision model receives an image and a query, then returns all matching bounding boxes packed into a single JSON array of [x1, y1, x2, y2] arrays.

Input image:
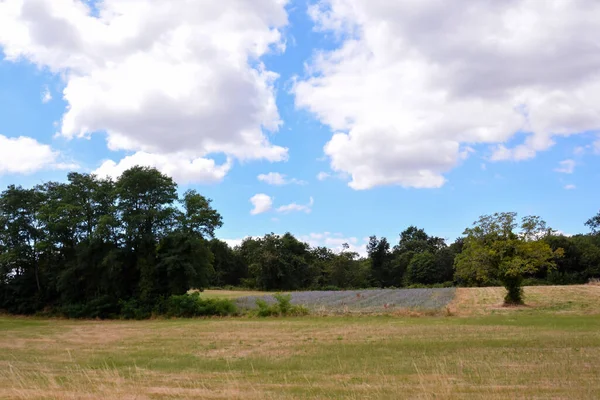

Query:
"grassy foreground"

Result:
[[1, 286, 599, 399]]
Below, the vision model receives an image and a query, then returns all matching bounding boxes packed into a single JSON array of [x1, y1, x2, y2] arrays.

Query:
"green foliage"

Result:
[[455, 213, 562, 305], [406, 252, 441, 285], [0, 167, 222, 318], [585, 210, 600, 234], [164, 292, 237, 317], [255, 293, 309, 317], [1, 166, 599, 317], [119, 299, 152, 320], [240, 233, 317, 290]]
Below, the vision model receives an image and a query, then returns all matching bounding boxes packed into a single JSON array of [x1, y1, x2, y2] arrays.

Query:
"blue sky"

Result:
[[0, 0, 599, 254]]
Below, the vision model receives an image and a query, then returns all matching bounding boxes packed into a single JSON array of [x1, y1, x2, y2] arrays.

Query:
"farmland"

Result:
[[1, 285, 600, 399], [233, 288, 455, 314]]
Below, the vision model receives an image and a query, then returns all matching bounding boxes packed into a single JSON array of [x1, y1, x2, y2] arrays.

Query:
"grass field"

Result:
[[1, 285, 599, 399]]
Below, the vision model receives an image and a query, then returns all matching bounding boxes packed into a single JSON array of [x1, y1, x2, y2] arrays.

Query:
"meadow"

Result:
[[1, 285, 600, 399]]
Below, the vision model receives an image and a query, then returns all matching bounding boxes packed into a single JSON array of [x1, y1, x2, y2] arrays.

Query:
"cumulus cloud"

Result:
[[564, 184, 576, 190], [250, 193, 273, 215], [257, 172, 306, 185], [276, 196, 314, 214], [0, 0, 289, 182], [295, 0, 600, 189], [0, 134, 67, 175], [555, 159, 576, 174], [94, 152, 231, 183]]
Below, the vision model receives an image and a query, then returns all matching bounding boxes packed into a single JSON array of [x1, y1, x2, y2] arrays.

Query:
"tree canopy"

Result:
[[0, 168, 599, 317], [455, 213, 563, 304]]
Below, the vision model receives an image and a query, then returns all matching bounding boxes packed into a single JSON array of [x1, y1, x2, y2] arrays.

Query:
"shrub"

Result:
[[254, 293, 309, 317], [58, 296, 120, 319], [59, 303, 90, 319], [119, 299, 152, 320], [164, 292, 237, 317], [320, 285, 342, 291]]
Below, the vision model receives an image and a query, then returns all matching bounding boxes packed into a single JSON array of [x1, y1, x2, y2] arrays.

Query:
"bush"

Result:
[[320, 285, 342, 291], [119, 299, 152, 320], [545, 271, 587, 285], [164, 292, 237, 317], [58, 295, 120, 319], [255, 293, 309, 317]]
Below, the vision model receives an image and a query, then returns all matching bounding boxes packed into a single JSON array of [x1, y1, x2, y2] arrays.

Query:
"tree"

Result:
[[586, 210, 600, 234], [387, 226, 448, 286], [210, 239, 246, 286], [406, 252, 438, 285], [244, 233, 315, 290], [0, 185, 46, 313], [179, 190, 222, 239], [455, 213, 561, 305], [367, 236, 392, 286]]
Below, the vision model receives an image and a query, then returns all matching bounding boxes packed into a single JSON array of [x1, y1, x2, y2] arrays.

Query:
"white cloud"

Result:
[[257, 172, 306, 185], [221, 237, 261, 248], [250, 193, 273, 215], [41, 85, 52, 103], [94, 152, 231, 183], [554, 230, 573, 237], [555, 159, 576, 174], [573, 146, 586, 156], [300, 232, 368, 258], [276, 196, 314, 214], [295, 0, 600, 189], [316, 171, 331, 181], [594, 138, 600, 155], [564, 184, 576, 190], [0, 0, 289, 182], [0, 134, 66, 175]]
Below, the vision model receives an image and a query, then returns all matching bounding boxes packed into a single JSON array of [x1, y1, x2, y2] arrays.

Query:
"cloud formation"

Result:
[[294, 0, 600, 189], [41, 85, 52, 103], [555, 159, 576, 174], [0, 0, 289, 182], [257, 172, 306, 185], [0, 135, 67, 175], [276, 196, 314, 214], [250, 193, 273, 215]]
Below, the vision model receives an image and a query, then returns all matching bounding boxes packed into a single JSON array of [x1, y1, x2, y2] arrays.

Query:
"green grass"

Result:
[[1, 285, 600, 399]]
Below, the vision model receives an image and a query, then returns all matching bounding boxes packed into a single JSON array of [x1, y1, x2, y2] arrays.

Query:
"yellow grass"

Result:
[[1, 285, 599, 399], [449, 284, 600, 316]]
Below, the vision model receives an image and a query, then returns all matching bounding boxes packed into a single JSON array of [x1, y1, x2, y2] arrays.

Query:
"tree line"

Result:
[[1, 167, 599, 316]]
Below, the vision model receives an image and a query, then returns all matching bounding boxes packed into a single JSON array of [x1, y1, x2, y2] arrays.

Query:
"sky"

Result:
[[0, 0, 599, 256]]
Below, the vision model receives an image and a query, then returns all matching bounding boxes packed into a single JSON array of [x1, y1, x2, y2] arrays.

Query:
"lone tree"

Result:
[[454, 212, 562, 305]]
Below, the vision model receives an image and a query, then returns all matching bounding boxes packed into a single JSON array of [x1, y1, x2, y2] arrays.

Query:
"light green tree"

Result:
[[455, 212, 562, 305]]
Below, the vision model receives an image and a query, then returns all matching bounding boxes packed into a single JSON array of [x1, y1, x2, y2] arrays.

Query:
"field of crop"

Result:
[[234, 288, 455, 314], [1, 285, 599, 399]]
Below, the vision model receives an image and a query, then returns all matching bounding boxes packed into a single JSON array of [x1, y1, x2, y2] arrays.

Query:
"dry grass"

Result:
[[449, 284, 600, 316], [1, 285, 599, 399], [1, 309, 600, 399]]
